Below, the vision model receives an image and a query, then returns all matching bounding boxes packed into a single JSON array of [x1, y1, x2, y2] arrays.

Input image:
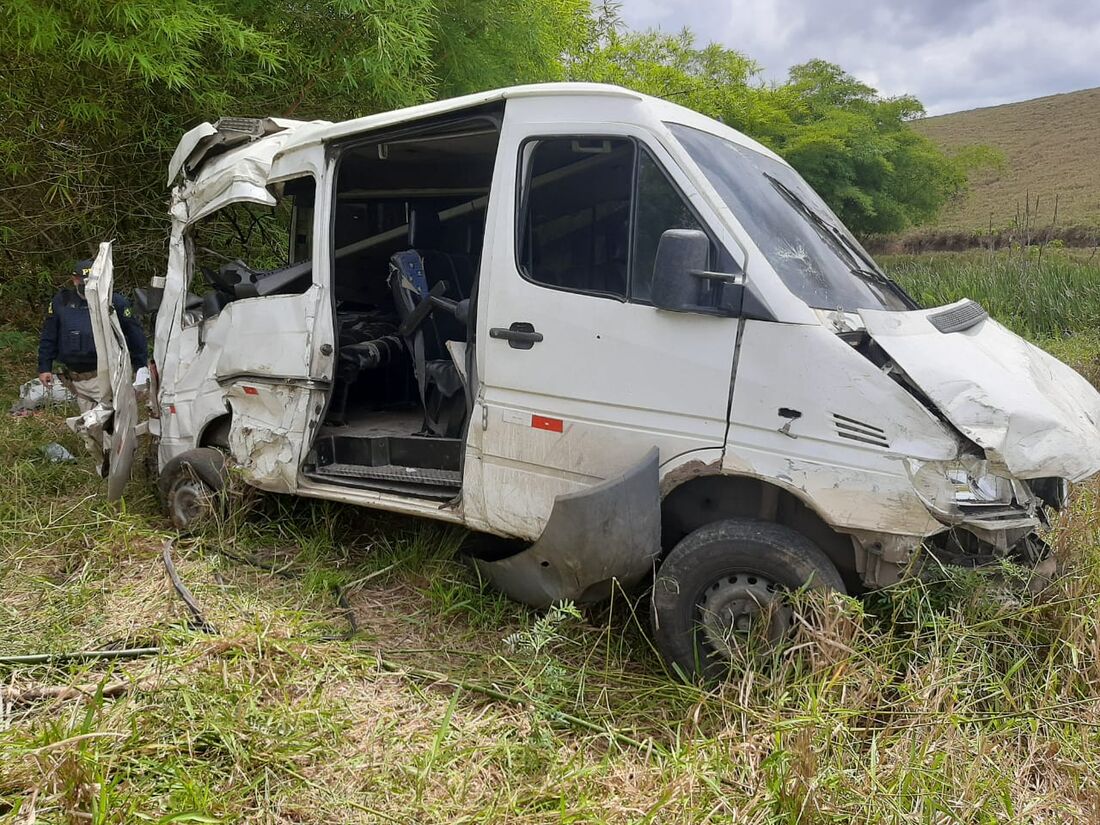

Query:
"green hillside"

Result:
[[912, 87, 1100, 235]]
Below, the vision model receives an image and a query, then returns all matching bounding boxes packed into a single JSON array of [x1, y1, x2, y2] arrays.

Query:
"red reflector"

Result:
[[168, 404, 176, 414], [243, 386, 259, 395], [531, 415, 563, 433]]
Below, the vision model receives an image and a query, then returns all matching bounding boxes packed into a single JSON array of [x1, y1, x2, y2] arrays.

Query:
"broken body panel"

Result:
[[67, 242, 142, 499], [87, 83, 1100, 605]]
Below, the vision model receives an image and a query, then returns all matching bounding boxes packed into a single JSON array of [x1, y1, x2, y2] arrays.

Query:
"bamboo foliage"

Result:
[[0, 0, 589, 307], [1, 0, 977, 315]]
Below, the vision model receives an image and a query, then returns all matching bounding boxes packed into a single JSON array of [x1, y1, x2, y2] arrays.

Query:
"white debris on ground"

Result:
[[10, 368, 151, 416], [9, 378, 74, 415]]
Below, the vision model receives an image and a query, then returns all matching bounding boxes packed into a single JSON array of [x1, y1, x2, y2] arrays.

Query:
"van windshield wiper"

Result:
[[764, 173, 915, 307], [765, 174, 874, 269]]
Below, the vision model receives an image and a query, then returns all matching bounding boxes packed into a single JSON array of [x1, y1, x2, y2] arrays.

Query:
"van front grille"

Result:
[[832, 413, 890, 448]]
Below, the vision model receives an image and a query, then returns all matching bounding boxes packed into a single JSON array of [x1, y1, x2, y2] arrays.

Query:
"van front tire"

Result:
[[651, 519, 846, 682]]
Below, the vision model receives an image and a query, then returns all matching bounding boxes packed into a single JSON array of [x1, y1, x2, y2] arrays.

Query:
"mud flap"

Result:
[[474, 448, 661, 608]]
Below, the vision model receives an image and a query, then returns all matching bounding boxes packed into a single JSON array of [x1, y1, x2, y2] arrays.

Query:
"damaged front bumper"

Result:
[[851, 525, 1056, 590], [851, 460, 1061, 588], [907, 456, 1053, 535]]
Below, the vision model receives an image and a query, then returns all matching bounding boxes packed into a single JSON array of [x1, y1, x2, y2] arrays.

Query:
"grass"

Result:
[[909, 86, 1100, 234], [6, 255, 1100, 821], [884, 248, 1100, 342]]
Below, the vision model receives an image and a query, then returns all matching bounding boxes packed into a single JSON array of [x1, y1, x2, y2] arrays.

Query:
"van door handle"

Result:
[[490, 322, 543, 349]]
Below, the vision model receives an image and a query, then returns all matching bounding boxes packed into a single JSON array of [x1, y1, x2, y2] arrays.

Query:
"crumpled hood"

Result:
[[860, 300, 1100, 483]]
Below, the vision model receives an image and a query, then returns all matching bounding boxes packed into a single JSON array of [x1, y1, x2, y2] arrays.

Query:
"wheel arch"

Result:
[[660, 471, 862, 593], [197, 410, 232, 449]]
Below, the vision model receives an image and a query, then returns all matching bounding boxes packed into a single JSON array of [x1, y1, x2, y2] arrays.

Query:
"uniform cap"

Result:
[[72, 259, 94, 279]]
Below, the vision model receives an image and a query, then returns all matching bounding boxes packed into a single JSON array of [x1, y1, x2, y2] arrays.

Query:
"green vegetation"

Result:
[[5, 252, 1100, 819], [0, 0, 590, 315], [2, 337, 1100, 821], [2, 0, 972, 320], [907, 87, 1100, 239], [884, 248, 1100, 340], [573, 40, 968, 236]]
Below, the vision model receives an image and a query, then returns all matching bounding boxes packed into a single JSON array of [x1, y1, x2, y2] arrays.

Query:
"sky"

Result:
[[615, 0, 1100, 115]]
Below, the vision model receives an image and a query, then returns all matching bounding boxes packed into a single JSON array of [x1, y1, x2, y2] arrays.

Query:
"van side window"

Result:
[[517, 139, 706, 303], [519, 138, 634, 298], [185, 175, 316, 323], [631, 149, 705, 302]]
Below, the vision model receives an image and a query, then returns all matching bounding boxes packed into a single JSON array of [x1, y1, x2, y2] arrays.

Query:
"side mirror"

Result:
[[651, 229, 744, 316]]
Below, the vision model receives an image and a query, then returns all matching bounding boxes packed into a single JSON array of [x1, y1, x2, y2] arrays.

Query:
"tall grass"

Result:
[[6, 255, 1100, 822], [883, 248, 1100, 339], [4, 387, 1100, 820]]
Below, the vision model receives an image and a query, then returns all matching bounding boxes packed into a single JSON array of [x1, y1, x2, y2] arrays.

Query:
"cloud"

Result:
[[614, 0, 1100, 113]]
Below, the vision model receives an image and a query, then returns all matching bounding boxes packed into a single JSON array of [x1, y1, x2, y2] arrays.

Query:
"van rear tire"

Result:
[[159, 448, 227, 533], [651, 519, 845, 682]]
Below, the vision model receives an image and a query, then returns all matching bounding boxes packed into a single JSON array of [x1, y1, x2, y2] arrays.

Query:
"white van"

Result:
[[74, 83, 1100, 679]]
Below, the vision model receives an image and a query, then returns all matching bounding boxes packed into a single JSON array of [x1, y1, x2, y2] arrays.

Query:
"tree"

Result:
[[567, 30, 976, 236], [0, 0, 984, 321], [0, 0, 588, 311]]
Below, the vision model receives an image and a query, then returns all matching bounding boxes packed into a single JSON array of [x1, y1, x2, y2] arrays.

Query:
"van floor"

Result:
[[309, 406, 462, 499], [319, 408, 423, 440]]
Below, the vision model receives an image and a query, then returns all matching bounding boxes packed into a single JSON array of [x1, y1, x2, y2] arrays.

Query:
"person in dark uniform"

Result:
[[37, 259, 148, 413]]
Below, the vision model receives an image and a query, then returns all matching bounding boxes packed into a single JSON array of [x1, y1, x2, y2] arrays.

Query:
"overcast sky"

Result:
[[616, 0, 1100, 115]]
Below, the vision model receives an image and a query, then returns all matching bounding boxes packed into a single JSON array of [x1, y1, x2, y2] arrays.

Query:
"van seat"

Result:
[[409, 208, 476, 298], [329, 310, 405, 424], [389, 247, 466, 438]]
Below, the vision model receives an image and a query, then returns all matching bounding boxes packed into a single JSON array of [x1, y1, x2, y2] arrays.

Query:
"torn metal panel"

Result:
[[168, 117, 316, 186], [861, 302, 1100, 482], [224, 383, 315, 492], [474, 448, 661, 607], [167, 122, 218, 185], [169, 120, 323, 226], [65, 242, 139, 500]]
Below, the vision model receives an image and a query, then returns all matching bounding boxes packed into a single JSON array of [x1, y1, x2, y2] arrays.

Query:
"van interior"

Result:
[[300, 104, 504, 499], [187, 102, 641, 501]]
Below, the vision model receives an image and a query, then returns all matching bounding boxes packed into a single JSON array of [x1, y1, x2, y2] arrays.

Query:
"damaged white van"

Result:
[[74, 83, 1100, 680]]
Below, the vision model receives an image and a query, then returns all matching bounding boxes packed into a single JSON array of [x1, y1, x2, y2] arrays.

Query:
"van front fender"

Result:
[[473, 448, 660, 608]]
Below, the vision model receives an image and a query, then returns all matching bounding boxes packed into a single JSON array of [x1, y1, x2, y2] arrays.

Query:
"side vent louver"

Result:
[[833, 413, 890, 448]]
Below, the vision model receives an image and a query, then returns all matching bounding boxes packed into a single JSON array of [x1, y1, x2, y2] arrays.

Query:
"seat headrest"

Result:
[[408, 208, 442, 249]]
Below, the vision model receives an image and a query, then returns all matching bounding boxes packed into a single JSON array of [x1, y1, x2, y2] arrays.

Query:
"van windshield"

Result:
[[667, 123, 914, 313]]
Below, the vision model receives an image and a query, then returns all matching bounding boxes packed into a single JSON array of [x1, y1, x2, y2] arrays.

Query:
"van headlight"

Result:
[[944, 464, 1015, 503], [909, 457, 1023, 516]]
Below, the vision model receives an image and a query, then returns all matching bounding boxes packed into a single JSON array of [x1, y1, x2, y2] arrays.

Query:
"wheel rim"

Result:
[[696, 573, 793, 660], [170, 478, 213, 530]]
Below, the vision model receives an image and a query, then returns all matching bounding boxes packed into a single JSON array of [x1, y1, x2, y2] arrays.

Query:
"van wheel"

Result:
[[651, 519, 846, 682], [159, 448, 227, 533]]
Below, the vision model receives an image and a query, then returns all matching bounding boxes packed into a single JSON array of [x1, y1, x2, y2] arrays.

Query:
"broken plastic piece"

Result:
[[42, 442, 76, 463]]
